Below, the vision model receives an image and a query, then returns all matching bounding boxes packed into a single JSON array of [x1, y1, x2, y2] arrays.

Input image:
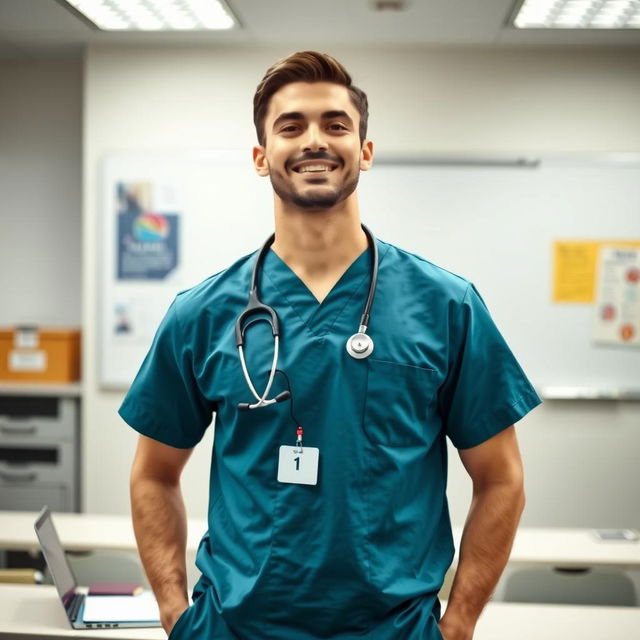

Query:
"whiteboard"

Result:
[[100, 153, 640, 390], [358, 157, 640, 391]]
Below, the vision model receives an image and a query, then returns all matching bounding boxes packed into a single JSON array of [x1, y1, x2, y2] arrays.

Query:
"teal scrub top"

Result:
[[119, 238, 541, 640]]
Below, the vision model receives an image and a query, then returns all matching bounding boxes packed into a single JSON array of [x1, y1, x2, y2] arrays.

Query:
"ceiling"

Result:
[[1, 0, 640, 60]]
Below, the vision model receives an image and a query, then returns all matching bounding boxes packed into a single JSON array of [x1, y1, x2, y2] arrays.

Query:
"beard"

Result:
[[269, 167, 360, 210]]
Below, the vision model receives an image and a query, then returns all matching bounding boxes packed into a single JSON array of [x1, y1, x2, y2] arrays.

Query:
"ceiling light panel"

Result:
[[514, 0, 640, 28], [63, 0, 237, 31]]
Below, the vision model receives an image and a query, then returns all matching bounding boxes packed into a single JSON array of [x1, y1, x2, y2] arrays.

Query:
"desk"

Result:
[[460, 526, 640, 570], [1, 511, 639, 569], [0, 511, 207, 554], [1, 584, 638, 639], [471, 600, 640, 639], [0, 584, 164, 639]]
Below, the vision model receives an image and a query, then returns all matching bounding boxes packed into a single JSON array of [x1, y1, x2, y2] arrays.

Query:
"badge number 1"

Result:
[[277, 446, 319, 485]]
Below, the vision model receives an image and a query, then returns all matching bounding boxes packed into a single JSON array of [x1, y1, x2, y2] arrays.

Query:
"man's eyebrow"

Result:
[[272, 110, 354, 130], [321, 110, 353, 124], [272, 112, 305, 129]]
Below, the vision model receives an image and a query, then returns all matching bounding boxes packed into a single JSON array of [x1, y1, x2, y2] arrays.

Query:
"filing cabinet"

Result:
[[0, 389, 80, 512]]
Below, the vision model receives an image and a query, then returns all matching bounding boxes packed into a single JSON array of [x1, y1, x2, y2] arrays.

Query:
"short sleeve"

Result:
[[439, 283, 541, 450], [118, 299, 214, 448]]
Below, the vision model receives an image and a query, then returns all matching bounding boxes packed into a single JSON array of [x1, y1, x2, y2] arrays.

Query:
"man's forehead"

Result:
[[266, 82, 357, 122]]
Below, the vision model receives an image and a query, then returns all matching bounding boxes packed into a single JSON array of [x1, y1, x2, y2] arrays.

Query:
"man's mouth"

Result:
[[291, 162, 339, 174]]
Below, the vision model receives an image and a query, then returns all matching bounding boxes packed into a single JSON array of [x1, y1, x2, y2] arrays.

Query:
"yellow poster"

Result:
[[553, 240, 640, 303]]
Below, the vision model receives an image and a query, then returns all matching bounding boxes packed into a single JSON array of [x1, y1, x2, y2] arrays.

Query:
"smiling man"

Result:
[[257, 82, 365, 212], [121, 52, 541, 640]]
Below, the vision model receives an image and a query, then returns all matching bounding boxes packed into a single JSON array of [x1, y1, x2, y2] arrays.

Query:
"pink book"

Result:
[[88, 582, 144, 596]]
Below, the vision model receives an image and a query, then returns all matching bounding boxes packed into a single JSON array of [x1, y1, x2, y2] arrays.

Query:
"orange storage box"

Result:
[[0, 327, 81, 383]]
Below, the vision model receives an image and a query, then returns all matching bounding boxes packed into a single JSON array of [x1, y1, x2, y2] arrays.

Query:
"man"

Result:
[[120, 51, 541, 640]]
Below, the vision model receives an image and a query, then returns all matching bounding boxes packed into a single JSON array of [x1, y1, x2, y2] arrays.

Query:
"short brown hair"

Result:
[[253, 51, 369, 147]]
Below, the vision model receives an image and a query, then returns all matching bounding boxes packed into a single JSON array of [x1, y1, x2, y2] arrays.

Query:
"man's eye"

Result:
[[281, 125, 299, 133], [329, 123, 347, 131]]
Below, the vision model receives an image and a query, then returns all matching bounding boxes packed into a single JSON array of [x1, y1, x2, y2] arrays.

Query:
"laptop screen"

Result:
[[34, 507, 77, 606]]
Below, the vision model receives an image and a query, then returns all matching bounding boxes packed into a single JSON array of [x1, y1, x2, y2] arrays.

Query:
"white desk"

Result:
[[1, 511, 639, 569], [502, 527, 640, 570], [471, 600, 640, 639], [0, 584, 164, 639], [0, 511, 207, 554], [1, 584, 638, 639]]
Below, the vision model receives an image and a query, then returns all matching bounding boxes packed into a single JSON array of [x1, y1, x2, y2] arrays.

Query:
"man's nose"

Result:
[[302, 125, 328, 152]]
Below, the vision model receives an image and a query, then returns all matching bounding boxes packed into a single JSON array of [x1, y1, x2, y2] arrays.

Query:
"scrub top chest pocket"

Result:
[[362, 359, 441, 447]]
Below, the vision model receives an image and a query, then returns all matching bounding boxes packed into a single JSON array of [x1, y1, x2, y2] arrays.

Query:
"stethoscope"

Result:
[[236, 225, 379, 411]]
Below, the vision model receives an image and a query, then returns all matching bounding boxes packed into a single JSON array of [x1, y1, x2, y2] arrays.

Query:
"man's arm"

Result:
[[130, 434, 194, 634], [438, 425, 525, 640]]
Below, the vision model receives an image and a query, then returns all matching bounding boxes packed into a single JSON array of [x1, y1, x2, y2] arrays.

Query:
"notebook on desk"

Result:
[[34, 506, 161, 629]]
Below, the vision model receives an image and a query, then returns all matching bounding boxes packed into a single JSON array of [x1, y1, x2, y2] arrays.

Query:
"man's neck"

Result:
[[271, 201, 368, 277]]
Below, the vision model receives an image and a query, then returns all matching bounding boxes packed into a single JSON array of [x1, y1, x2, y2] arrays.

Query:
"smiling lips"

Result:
[[291, 161, 339, 174]]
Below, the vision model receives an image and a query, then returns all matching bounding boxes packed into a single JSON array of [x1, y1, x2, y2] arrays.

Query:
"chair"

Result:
[[502, 566, 638, 607]]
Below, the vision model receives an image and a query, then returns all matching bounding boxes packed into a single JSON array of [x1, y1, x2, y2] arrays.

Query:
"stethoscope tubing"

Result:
[[237, 337, 280, 409], [236, 225, 378, 410]]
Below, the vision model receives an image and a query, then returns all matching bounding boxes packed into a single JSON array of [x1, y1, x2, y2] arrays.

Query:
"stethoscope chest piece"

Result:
[[346, 332, 374, 359]]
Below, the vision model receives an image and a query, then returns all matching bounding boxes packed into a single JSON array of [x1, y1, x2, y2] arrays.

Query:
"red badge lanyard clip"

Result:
[[294, 426, 304, 453]]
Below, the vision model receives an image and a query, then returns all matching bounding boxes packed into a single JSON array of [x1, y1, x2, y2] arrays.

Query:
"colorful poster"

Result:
[[104, 176, 184, 375], [593, 246, 640, 347], [116, 181, 180, 280], [553, 240, 640, 303]]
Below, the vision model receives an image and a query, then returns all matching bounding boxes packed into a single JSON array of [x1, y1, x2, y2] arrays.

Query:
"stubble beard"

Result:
[[269, 168, 360, 211]]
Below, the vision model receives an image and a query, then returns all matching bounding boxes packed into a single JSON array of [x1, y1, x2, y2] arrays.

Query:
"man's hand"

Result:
[[161, 598, 189, 635], [438, 618, 475, 640], [438, 426, 525, 638], [130, 435, 194, 636]]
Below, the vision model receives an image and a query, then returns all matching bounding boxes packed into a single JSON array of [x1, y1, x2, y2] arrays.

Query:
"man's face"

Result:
[[254, 82, 373, 211]]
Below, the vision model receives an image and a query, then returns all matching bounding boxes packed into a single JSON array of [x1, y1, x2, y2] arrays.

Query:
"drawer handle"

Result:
[[0, 425, 38, 436], [0, 470, 38, 483]]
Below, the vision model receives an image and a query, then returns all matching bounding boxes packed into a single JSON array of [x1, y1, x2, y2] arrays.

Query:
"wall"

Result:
[[0, 60, 82, 326], [83, 46, 640, 534]]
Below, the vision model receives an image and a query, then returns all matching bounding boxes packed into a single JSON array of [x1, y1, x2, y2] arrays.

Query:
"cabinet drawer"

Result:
[[0, 440, 76, 485], [0, 483, 69, 511], [0, 397, 77, 441]]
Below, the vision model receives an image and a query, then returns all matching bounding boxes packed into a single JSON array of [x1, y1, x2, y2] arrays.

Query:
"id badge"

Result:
[[277, 446, 319, 485]]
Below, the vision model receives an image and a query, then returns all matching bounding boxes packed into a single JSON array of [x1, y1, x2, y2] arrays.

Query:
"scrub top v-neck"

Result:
[[119, 237, 541, 640], [262, 244, 372, 335]]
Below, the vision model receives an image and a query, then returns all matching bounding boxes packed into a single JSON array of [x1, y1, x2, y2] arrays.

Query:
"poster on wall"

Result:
[[99, 150, 271, 389], [116, 182, 180, 281], [101, 168, 186, 388], [552, 241, 599, 303], [593, 246, 640, 347], [552, 240, 640, 304]]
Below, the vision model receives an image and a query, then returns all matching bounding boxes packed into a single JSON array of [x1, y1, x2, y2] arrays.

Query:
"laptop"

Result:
[[34, 506, 161, 629]]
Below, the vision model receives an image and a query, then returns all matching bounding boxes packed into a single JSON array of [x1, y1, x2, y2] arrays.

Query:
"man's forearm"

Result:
[[440, 482, 525, 639], [130, 475, 189, 629]]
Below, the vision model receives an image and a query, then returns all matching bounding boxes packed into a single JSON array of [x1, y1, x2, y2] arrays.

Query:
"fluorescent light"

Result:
[[63, 0, 237, 31], [513, 0, 640, 28]]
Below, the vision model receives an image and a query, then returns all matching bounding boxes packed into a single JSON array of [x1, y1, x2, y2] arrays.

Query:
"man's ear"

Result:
[[253, 145, 270, 176], [360, 140, 374, 172]]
